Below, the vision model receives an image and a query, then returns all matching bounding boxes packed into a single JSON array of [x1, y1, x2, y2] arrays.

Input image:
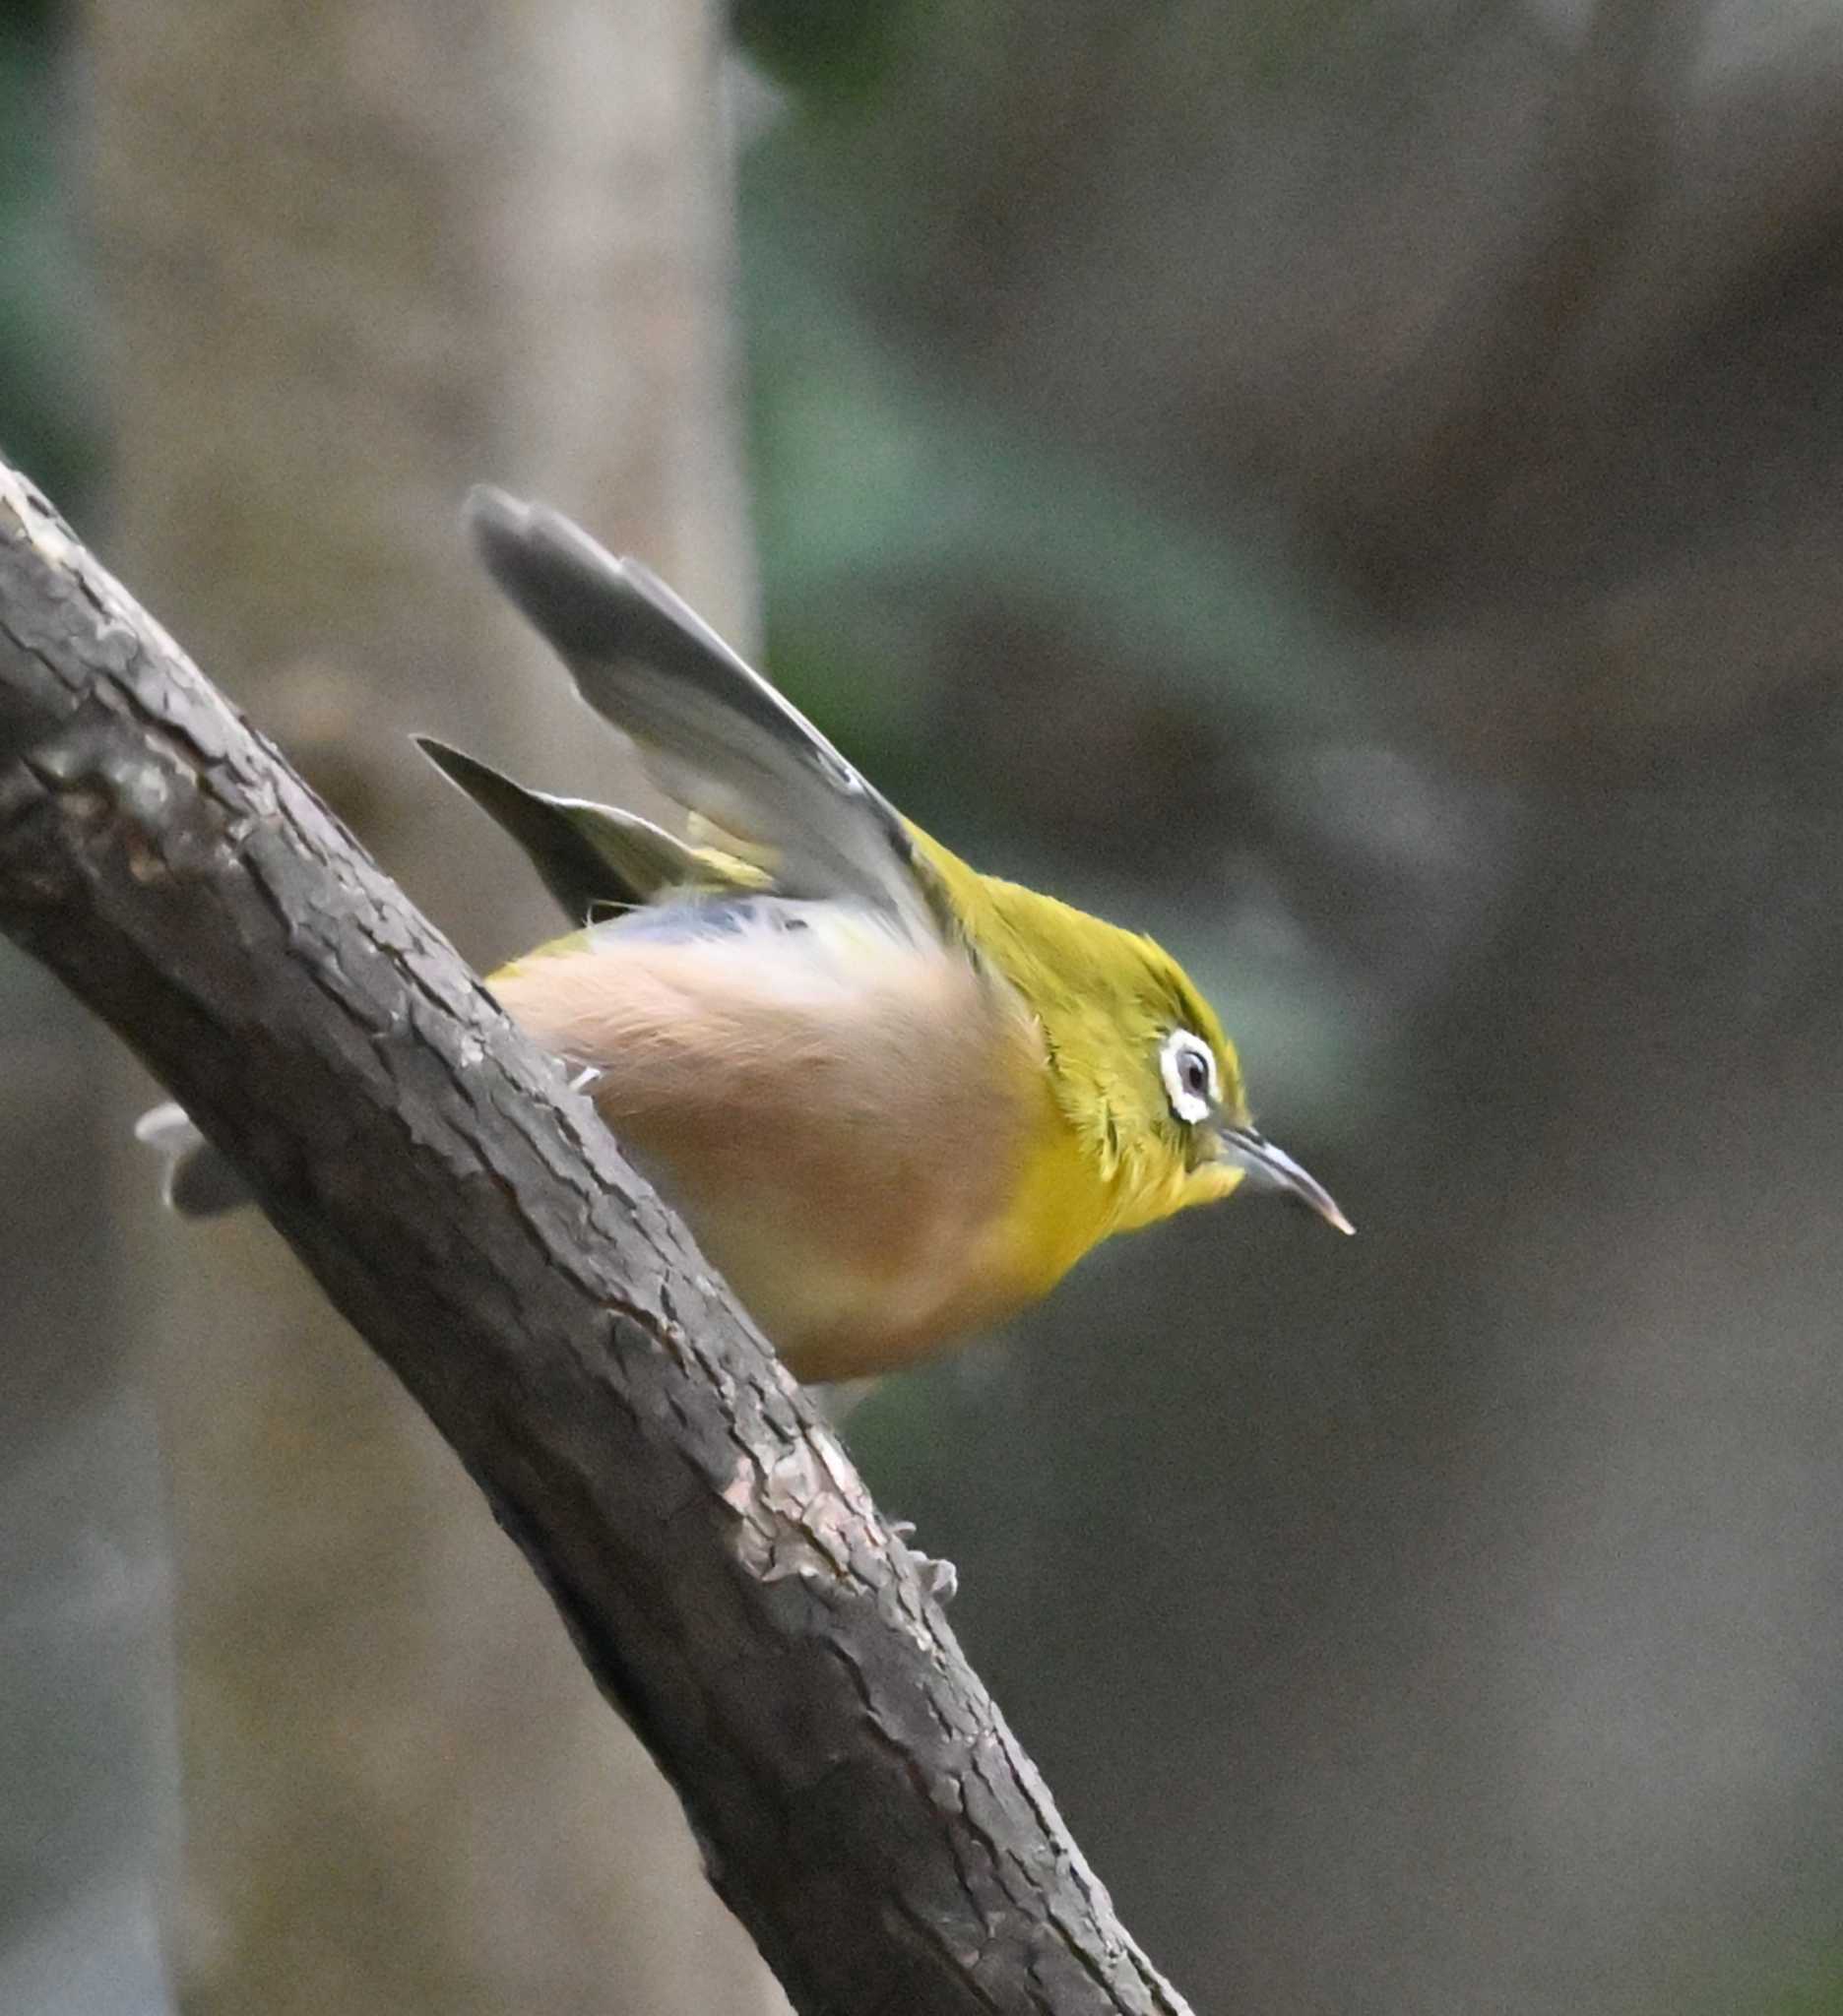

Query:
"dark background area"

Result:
[[5, 0, 1843, 2010]]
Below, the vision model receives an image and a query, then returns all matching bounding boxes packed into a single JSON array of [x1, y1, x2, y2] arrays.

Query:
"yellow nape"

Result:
[[908, 822, 1251, 1293]]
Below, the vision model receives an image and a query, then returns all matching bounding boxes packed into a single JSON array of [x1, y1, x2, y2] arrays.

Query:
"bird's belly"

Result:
[[489, 921, 1084, 1383], [667, 1103, 1118, 1382], [656, 1167, 1032, 1384]]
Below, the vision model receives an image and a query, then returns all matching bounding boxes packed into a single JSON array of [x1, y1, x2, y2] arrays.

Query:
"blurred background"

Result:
[[5, 0, 1843, 2009]]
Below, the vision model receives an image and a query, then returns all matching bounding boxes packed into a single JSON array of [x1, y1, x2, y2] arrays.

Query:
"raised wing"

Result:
[[465, 487, 943, 941]]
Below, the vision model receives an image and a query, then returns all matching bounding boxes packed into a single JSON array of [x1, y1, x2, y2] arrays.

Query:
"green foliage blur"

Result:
[[735, 5, 1377, 1139], [0, 1, 94, 510]]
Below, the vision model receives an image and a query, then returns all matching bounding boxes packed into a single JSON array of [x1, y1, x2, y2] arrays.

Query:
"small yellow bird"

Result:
[[143, 490, 1348, 1385]]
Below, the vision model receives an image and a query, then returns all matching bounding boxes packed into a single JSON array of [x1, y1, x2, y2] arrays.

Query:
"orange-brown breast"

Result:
[[488, 920, 1052, 1380]]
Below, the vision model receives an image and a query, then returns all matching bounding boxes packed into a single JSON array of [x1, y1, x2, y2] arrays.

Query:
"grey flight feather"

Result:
[[415, 735, 729, 924], [463, 486, 939, 941]]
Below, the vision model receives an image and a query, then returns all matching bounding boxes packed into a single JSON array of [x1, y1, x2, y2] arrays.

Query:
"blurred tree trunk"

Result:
[[1, 21, 174, 2014], [84, 2, 784, 2010], [0, 944, 175, 2016]]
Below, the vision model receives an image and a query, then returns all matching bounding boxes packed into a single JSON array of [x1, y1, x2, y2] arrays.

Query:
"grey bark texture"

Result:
[[0, 460, 1193, 2016]]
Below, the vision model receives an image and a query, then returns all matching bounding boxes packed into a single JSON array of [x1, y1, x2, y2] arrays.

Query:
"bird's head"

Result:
[[963, 871, 1351, 1241], [1111, 940, 1351, 1235]]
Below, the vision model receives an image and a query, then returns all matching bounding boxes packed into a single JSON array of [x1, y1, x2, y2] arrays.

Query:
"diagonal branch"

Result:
[[0, 459, 1193, 2016]]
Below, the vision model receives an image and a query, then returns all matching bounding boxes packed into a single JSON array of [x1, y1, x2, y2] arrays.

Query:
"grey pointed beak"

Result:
[[1218, 1124, 1354, 1235]]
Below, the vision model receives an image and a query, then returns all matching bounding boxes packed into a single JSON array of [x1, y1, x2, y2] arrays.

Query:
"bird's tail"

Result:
[[133, 1102, 250, 1218]]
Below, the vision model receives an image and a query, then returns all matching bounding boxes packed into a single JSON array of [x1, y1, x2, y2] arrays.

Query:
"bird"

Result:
[[141, 488, 1349, 1387]]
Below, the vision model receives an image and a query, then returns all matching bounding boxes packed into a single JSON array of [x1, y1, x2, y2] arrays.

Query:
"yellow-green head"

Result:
[[915, 830, 1349, 1313]]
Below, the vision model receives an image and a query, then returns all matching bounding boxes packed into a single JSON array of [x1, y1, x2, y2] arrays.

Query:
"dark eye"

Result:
[[1159, 1029, 1218, 1123]]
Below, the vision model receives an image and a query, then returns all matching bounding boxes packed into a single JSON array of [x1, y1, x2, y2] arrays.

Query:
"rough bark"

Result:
[[0, 464, 1192, 2015]]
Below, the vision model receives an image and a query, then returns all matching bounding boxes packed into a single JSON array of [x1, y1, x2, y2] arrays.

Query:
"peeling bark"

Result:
[[0, 462, 1193, 2016]]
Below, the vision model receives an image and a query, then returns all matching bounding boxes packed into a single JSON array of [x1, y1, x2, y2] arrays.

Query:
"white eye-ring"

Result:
[[1159, 1028, 1219, 1125]]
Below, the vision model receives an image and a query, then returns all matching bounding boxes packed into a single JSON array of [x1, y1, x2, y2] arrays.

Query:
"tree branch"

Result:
[[0, 459, 1192, 2016]]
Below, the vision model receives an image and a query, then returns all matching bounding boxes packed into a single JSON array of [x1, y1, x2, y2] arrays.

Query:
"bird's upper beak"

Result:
[[1217, 1123, 1354, 1234]]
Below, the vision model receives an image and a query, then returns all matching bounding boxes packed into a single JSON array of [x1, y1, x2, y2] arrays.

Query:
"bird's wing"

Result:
[[465, 487, 948, 942], [414, 736, 764, 923]]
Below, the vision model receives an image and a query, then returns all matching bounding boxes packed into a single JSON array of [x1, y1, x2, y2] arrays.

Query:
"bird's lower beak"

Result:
[[1217, 1124, 1354, 1234]]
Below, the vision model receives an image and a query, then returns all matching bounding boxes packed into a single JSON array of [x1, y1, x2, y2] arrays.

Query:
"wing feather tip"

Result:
[[413, 730, 465, 761], [462, 482, 529, 542], [463, 486, 645, 661]]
